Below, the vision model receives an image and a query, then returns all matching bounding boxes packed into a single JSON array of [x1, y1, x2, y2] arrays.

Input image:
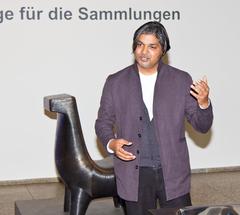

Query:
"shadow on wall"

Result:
[[185, 119, 213, 149], [162, 54, 169, 65]]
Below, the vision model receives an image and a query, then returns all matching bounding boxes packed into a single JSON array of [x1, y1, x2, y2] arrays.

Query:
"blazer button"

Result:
[[137, 150, 140, 154], [138, 133, 142, 138], [135, 165, 138, 169], [139, 116, 143, 121]]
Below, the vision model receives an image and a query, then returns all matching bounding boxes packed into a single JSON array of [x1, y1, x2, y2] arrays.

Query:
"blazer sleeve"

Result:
[[95, 76, 116, 147], [184, 73, 213, 133]]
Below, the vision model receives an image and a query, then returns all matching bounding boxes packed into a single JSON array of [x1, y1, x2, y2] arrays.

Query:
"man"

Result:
[[95, 21, 213, 214]]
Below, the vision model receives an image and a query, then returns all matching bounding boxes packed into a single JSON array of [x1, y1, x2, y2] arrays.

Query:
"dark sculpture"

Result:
[[44, 94, 121, 215]]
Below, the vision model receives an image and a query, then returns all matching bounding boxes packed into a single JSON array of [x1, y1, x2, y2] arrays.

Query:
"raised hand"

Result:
[[190, 76, 210, 109]]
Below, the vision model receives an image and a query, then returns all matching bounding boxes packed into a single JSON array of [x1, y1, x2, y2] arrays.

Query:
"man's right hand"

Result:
[[109, 139, 136, 161]]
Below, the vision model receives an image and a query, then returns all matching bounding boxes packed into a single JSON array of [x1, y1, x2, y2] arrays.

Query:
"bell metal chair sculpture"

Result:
[[44, 94, 121, 215]]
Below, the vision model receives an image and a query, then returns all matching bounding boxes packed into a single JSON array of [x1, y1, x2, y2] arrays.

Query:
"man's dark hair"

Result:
[[132, 21, 171, 55]]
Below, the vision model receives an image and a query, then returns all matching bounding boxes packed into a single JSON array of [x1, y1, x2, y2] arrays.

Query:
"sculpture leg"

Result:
[[113, 196, 127, 215], [113, 196, 121, 208], [64, 186, 71, 212], [70, 188, 91, 215]]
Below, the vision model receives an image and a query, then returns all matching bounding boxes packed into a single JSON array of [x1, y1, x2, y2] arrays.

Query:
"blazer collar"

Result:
[[129, 59, 164, 117]]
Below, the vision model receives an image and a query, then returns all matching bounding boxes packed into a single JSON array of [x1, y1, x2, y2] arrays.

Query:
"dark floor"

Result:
[[1, 171, 240, 215]]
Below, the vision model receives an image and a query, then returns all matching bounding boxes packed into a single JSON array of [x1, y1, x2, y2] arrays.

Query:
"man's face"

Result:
[[134, 33, 163, 74]]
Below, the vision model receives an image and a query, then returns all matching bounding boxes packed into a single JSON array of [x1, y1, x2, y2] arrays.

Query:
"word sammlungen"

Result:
[[78, 7, 180, 22]]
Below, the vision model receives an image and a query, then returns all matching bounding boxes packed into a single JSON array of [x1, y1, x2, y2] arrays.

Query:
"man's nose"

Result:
[[141, 45, 148, 54]]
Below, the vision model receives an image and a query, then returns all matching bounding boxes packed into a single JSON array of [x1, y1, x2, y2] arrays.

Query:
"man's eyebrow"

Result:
[[136, 40, 159, 46]]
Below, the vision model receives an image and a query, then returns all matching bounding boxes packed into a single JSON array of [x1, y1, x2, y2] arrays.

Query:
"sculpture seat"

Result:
[[44, 94, 121, 215]]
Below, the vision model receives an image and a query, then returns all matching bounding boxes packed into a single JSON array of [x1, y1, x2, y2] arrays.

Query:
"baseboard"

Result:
[[192, 166, 240, 174], [1, 166, 240, 186], [0, 177, 60, 186]]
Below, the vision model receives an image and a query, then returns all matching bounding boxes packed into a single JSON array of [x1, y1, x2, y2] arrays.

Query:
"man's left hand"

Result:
[[190, 76, 210, 109]]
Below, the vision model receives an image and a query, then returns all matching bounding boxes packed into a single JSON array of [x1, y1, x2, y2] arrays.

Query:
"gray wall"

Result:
[[0, 0, 239, 180]]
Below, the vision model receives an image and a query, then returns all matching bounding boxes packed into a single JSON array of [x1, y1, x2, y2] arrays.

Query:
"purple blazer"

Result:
[[95, 60, 213, 201]]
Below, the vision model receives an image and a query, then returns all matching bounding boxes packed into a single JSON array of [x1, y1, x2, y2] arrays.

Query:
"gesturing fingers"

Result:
[[190, 78, 209, 99], [190, 76, 210, 108]]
